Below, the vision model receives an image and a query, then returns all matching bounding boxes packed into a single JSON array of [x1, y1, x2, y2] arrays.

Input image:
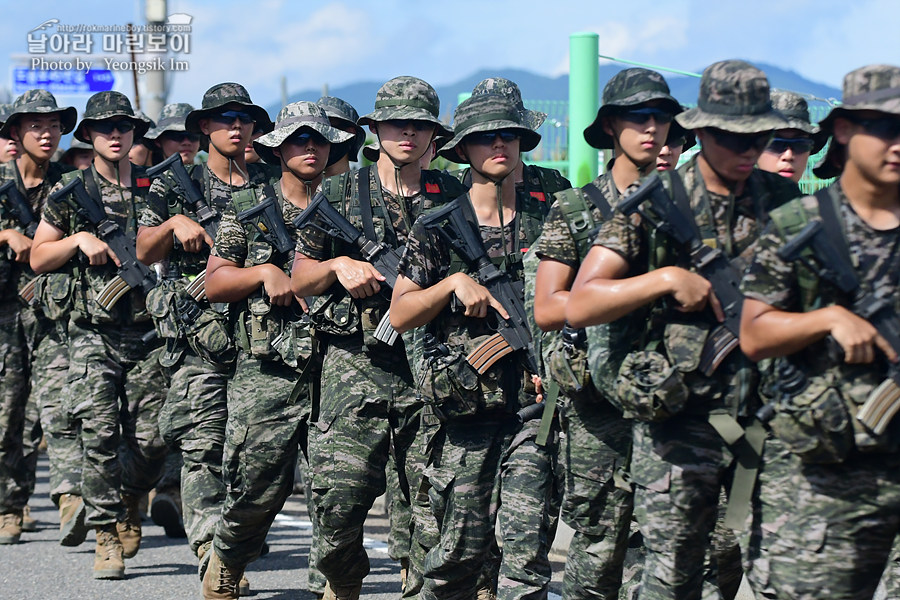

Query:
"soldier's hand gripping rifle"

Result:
[[418, 197, 539, 376], [146, 153, 218, 240], [49, 178, 157, 311], [0, 180, 40, 304], [291, 191, 403, 345], [617, 172, 744, 376], [777, 218, 900, 435]]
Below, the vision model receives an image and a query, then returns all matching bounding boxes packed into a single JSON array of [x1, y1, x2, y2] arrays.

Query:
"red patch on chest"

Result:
[[425, 183, 440, 194], [136, 177, 151, 188], [529, 191, 546, 202]]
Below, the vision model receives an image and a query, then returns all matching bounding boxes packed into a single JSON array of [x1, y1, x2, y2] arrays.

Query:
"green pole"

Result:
[[568, 32, 599, 186]]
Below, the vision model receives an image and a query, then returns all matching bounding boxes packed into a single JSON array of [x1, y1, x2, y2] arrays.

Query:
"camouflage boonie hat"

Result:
[[358, 76, 452, 137], [74, 91, 149, 143], [144, 103, 195, 140], [185, 82, 273, 134], [472, 77, 547, 130], [316, 96, 365, 162], [666, 117, 696, 152], [814, 64, 900, 179], [584, 68, 681, 149], [0, 104, 13, 132], [253, 101, 354, 166], [676, 60, 787, 134], [770, 90, 827, 154], [0, 89, 77, 138], [439, 93, 541, 164]]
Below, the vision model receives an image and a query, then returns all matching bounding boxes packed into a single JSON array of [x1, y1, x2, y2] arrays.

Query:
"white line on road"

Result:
[[272, 513, 390, 554]]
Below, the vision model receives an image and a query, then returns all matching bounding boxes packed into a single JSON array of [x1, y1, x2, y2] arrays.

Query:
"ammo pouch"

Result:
[[360, 300, 389, 350], [615, 350, 689, 421], [545, 326, 591, 398], [423, 333, 508, 421], [307, 292, 361, 336], [766, 376, 853, 464], [33, 272, 75, 321], [241, 297, 314, 367], [146, 280, 181, 340]]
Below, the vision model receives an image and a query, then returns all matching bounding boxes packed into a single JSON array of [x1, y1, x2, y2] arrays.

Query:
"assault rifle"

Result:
[[618, 172, 744, 375], [237, 194, 295, 255], [49, 178, 157, 310], [418, 197, 539, 376], [145, 153, 218, 240], [777, 218, 900, 435], [291, 191, 402, 346], [0, 180, 39, 304]]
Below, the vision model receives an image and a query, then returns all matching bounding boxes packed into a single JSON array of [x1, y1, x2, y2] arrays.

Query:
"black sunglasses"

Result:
[[765, 137, 815, 155], [848, 116, 900, 141], [162, 131, 200, 143], [383, 119, 435, 132], [617, 107, 674, 126], [466, 130, 520, 145], [286, 131, 328, 146], [705, 129, 772, 154], [90, 119, 136, 135], [210, 110, 255, 126]]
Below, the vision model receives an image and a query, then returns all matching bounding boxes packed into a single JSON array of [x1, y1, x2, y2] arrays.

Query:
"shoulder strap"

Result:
[[668, 170, 703, 240], [82, 167, 102, 204], [814, 187, 850, 259], [580, 181, 613, 220], [357, 165, 376, 242]]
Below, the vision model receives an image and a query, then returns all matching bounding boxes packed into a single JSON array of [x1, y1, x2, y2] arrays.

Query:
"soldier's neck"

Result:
[[324, 156, 350, 178], [280, 172, 322, 210], [469, 171, 516, 227], [698, 152, 746, 197], [16, 153, 49, 189], [93, 156, 132, 187], [376, 155, 421, 197], [839, 163, 900, 229], [513, 156, 525, 184], [207, 149, 248, 187], [610, 154, 650, 194]]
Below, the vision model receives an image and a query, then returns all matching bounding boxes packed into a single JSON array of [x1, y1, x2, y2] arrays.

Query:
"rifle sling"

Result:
[[581, 181, 613, 220], [358, 165, 377, 243], [669, 172, 702, 240], [814, 187, 851, 265]]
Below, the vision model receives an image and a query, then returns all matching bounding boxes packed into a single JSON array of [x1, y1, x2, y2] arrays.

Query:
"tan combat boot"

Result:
[[59, 493, 89, 546], [93, 524, 125, 580], [399, 557, 409, 595], [0, 510, 23, 544], [323, 581, 362, 600], [198, 541, 251, 597], [150, 488, 186, 538], [21, 505, 37, 532], [201, 548, 243, 599], [116, 493, 142, 558]]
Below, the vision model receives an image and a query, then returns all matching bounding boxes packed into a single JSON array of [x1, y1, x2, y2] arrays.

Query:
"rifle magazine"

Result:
[[97, 276, 131, 311], [185, 272, 207, 301], [373, 311, 399, 346], [857, 379, 900, 435], [466, 332, 514, 375], [698, 326, 739, 377], [19, 278, 36, 305]]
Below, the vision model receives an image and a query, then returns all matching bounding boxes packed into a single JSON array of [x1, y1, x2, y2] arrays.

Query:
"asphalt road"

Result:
[[0, 455, 566, 600]]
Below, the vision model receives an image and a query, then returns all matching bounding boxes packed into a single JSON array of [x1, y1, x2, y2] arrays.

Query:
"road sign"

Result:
[[12, 67, 115, 95]]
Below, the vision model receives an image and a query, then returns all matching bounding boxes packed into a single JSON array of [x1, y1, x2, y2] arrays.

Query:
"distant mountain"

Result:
[[268, 62, 840, 126]]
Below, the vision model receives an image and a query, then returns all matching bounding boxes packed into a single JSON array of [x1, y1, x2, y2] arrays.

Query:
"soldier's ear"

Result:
[[369, 123, 378, 137], [198, 118, 212, 136], [457, 143, 468, 162], [833, 117, 854, 146], [601, 116, 616, 139]]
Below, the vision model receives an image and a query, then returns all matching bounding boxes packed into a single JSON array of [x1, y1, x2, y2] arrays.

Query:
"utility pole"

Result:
[[144, 0, 167, 121], [568, 32, 599, 186]]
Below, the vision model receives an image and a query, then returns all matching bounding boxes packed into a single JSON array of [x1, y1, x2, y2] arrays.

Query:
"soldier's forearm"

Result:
[[136, 223, 176, 265], [739, 298, 833, 361]]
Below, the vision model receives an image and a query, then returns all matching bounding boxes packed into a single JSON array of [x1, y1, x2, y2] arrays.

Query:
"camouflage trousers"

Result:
[[67, 319, 167, 526], [558, 392, 635, 600], [496, 414, 563, 600], [308, 336, 421, 588], [213, 351, 308, 570], [631, 414, 745, 600], [158, 350, 230, 554], [0, 301, 31, 513], [416, 417, 516, 600], [743, 435, 900, 600], [23, 311, 80, 505]]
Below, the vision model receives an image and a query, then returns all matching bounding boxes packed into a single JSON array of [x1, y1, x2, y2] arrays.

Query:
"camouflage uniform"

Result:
[[400, 93, 549, 600], [140, 89, 275, 554], [0, 90, 78, 527], [43, 91, 167, 529], [740, 65, 900, 600], [206, 101, 352, 578], [593, 61, 798, 600], [295, 77, 464, 593]]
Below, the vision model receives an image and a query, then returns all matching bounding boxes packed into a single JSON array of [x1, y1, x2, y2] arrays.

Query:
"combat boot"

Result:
[[201, 547, 243, 599], [150, 488, 186, 538], [0, 510, 23, 544], [323, 581, 362, 600], [93, 524, 125, 580], [59, 493, 89, 546], [399, 557, 409, 594], [116, 493, 142, 558], [21, 505, 37, 532], [198, 541, 251, 597]]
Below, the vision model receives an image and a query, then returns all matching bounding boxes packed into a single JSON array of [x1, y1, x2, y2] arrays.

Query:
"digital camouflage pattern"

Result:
[[676, 60, 788, 134], [0, 89, 77, 139], [74, 91, 149, 143], [0, 303, 30, 515], [357, 76, 452, 137], [472, 76, 547, 130], [252, 101, 354, 166], [316, 96, 365, 162], [143, 102, 194, 140], [184, 82, 273, 134], [583, 68, 681, 149]]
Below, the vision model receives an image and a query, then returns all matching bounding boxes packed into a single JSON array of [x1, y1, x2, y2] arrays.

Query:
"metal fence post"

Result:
[[568, 32, 599, 186]]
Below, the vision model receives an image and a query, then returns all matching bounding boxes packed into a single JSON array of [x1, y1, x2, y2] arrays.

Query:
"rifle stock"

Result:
[[237, 195, 295, 255]]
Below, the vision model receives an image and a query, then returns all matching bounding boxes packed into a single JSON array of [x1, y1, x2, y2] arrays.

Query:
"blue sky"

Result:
[[1, 0, 898, 115]]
